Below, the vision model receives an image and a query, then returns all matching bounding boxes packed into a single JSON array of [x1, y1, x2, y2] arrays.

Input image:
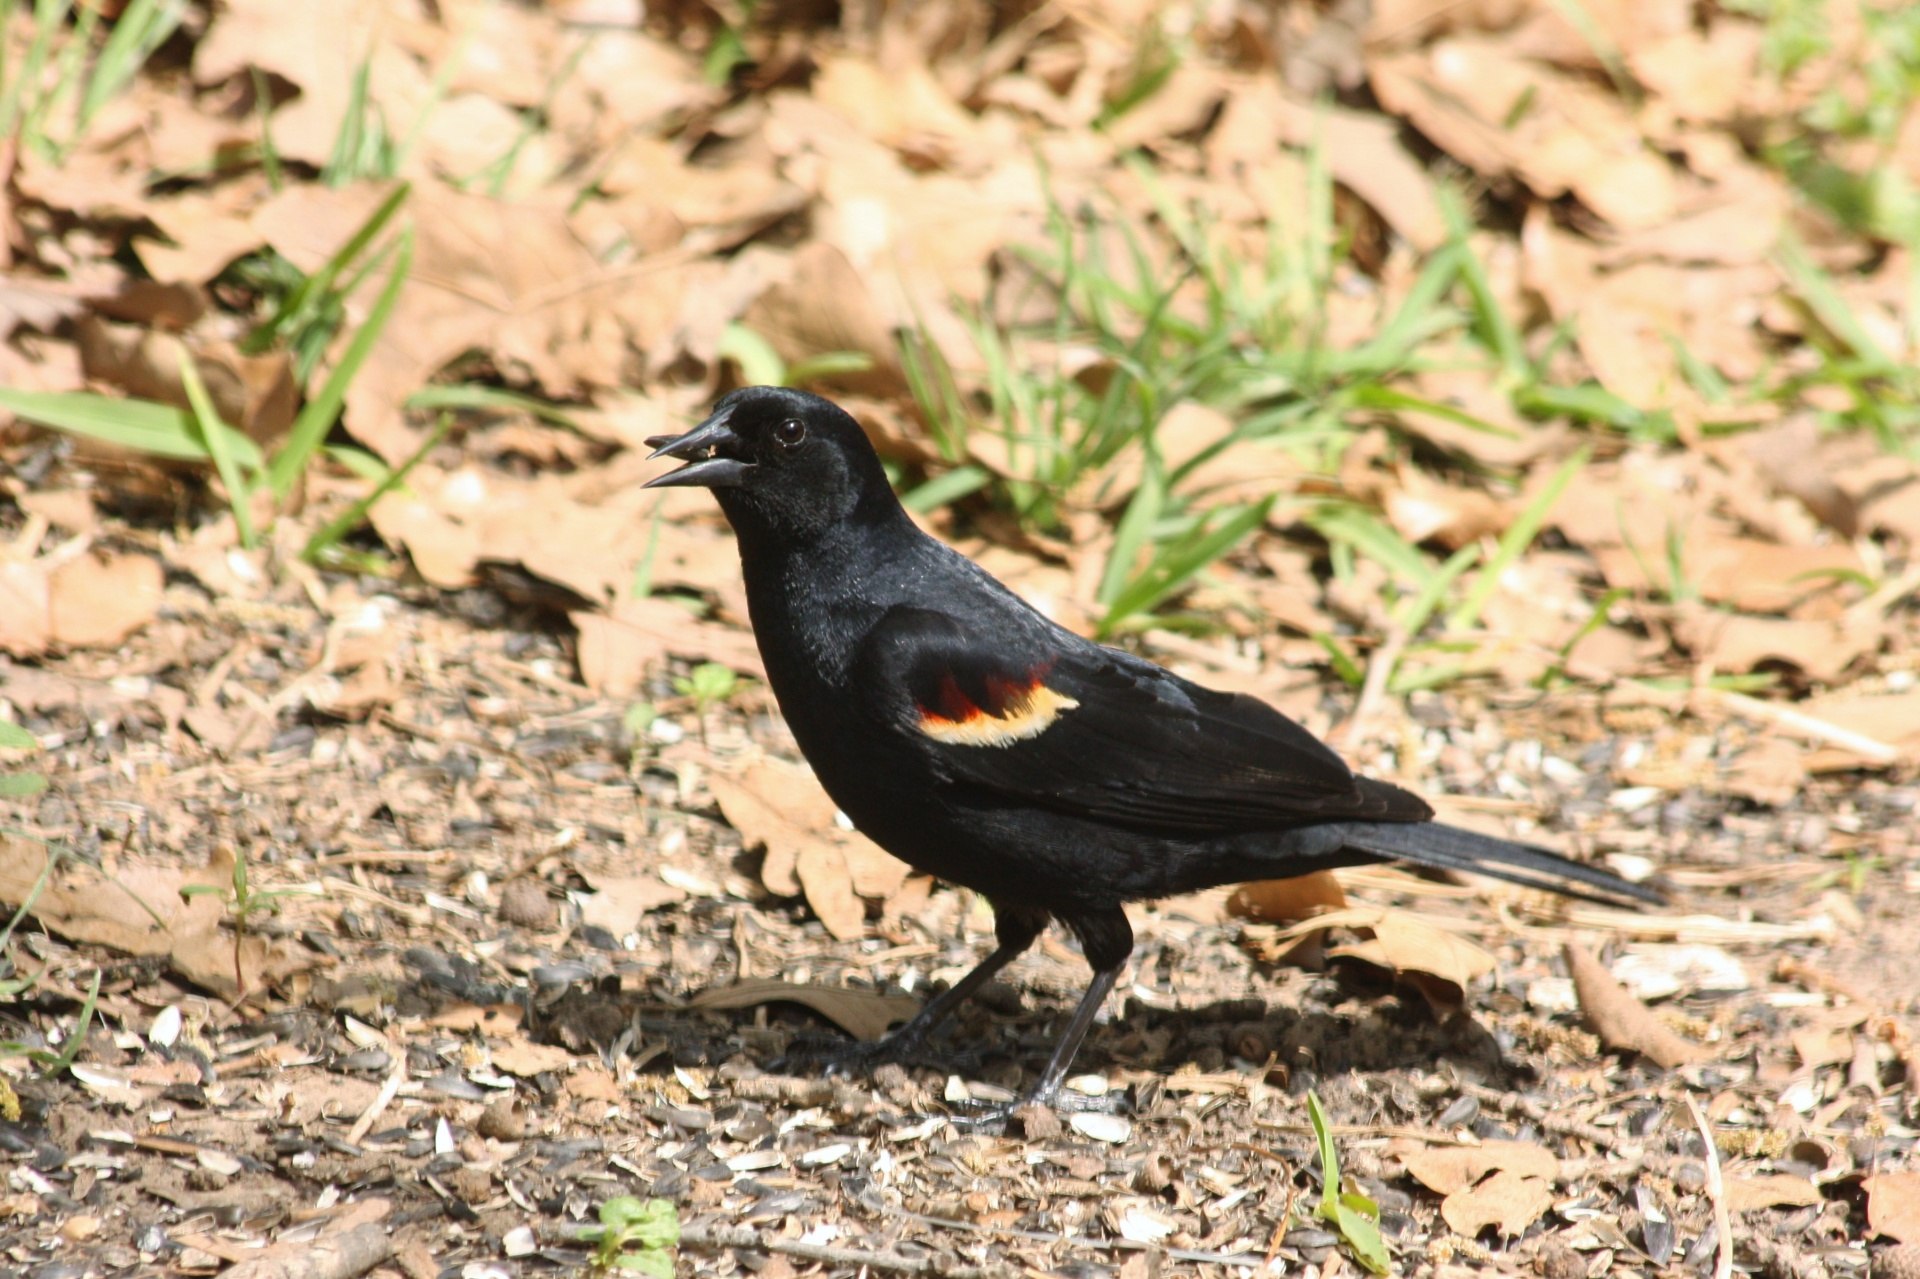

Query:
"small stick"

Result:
[[1713, 689, 1899, 763], [1454, 1080, 1636, 1156], [1684, 1092, 1733, 1279], [676, 1224, 1018, 1278]]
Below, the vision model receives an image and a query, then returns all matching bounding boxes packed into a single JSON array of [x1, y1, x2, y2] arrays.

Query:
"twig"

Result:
[[1334, 621, 1409, 750], [1684, 1092, 1732, 1279], [895, 1211, 1276, 1267], [347, 1054, 407, 1146], [1454, 1080, 1636, 1156], [1712, 689, 1900, 763], [676, 1224, 1019, 1278]]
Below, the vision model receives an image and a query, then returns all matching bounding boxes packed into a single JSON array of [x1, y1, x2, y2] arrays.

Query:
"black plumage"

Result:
[[646, 386, 1661, 1112]]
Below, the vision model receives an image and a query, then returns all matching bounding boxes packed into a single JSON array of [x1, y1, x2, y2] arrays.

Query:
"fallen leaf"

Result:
[[0, 551, 163, 658], [707, 759, 911, 938], [1717, 736, 1808, 806], [1226, 871, 1349, 923], [0, 839, 308, 998], [1867, 1173, 1920, 1242], [1403, 1141, 1560, 1195], [795, 843, 868, 941], [688, 978, 921, 1043], [490, 1039, 578, 1077], [1438, 1168, 1555, 1236], [1566, 942, 1706, 1067], [1245, 905, 1497, 1017], [575, 870, 688, 935], [1725, 1174, 1822, 1214]]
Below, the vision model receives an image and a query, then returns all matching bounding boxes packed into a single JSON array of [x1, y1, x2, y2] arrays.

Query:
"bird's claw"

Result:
[[941, 1083, 1131, 1132]]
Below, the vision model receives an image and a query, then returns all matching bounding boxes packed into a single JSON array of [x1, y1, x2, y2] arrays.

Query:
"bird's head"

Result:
[[643, 386, 898, 541]]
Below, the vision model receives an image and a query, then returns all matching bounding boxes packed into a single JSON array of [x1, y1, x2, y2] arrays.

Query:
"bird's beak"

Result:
[[642, 406, 752, 489]]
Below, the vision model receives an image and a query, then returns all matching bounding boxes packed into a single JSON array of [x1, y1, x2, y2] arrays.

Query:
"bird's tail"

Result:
[[1322, 821, 1663, 908]]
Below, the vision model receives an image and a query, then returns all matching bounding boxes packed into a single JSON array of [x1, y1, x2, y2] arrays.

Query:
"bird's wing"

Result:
[[853, 606, 1431, 834]]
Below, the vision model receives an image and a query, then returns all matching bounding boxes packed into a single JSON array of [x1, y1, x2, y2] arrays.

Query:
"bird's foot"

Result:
[[942, 1083, 1131, 1133]]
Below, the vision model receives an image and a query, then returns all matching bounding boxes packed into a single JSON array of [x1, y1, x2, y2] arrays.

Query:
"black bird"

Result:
[[646, 386, 1661, 1113]]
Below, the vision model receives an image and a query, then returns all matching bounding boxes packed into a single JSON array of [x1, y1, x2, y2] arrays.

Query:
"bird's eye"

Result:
[[773, 418, 807, 449]]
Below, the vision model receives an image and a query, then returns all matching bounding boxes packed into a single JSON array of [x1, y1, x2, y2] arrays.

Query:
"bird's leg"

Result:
[[800, 905, 1048, 1075], [950, 909, 1134, 1125]]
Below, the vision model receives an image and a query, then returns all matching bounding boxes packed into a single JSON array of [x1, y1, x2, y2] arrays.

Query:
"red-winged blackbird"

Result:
[[647, 387, 1661, 1113]]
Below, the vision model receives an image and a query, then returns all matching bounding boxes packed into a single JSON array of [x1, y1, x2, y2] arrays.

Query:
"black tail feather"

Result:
[[1328, 821, 1664, 908]]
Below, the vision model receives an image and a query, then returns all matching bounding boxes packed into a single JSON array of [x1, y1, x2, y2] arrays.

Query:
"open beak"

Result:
[[642, 406, 752, 489]]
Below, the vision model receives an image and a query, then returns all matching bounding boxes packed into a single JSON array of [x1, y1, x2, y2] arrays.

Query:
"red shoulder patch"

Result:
[[916, 668, 1079, 747]]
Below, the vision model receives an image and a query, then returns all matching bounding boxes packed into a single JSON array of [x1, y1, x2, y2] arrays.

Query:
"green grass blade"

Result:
[[269, 226, 414, 500], [78, 0, 184, 137], [1308, 1092, 1391, 1275], [1098, 464, 1166, 608], [1350, 384, 1519, 441], [404, 383, 581, 430], [1395, 542, 1482, 637], [245, 181, 411, 357], [0, 388, 265, 467], [1308, 503, 1438, 591], [1441, 187, 1527, 379], [1775, 232, 1898, 373], [1100, 498, 1272, 636], [901, 464, 991, 513], [33, 970, 100, 1077], [1448, 444, 1591, 632], [717, 322, 787, 386], [251, 67, 284, 192], [176, 350, 258, 548], [0, 0, 73, 144], [302, 413, 448, 566]]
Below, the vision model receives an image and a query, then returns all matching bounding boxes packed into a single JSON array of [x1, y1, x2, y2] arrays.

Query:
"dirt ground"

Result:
[[3, 1, 1920, 1277], [1, 571, 1916, 1278]]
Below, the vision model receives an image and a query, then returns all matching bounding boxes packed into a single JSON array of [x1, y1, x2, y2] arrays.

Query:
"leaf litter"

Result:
[[0, 0, 1916, 1276]]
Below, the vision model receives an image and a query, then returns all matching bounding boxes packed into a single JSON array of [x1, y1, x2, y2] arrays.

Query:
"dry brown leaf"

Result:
[[255, 181, 732, 465], [1716, 736, 1808, 807], [48, 551, 164, 650], [812, 52, 990, 165], [1671, 609, 1876, 684], [1797, 690, 1920, 769], [1225, 872, 1348, 923], [16, 490, 96, 535], [1371, 39, 1677, 230], [1438, 1168, 1555, 1236], [1589, 533, 1861, 615], [738, 243, 908, 396], [1384, 469, 1508, 550], [1867, 1172, 1920, 1242], [490, 1039, 579, 1078], [1403, 1141, 1560, 1194], [707, 759, 910, 937], [76, 321, 296, 450], [1566, 942, 1705, 1067], [136, 186, 271, 283], [0, 839, 307, 998], [0, 275, 89, 338], [0, 550, 163, 657], [794, 845, 867, 942], [575, 870, 688, 934], [195, 0, 428, 168], [1072, 401, 1238, 512], [708, 761, 833, 897], [1725, 1173, 1823, 1214], [688, 978, 921, 1043], [1247, 905, 1496, 1014], [572, 597, 764, 698]]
